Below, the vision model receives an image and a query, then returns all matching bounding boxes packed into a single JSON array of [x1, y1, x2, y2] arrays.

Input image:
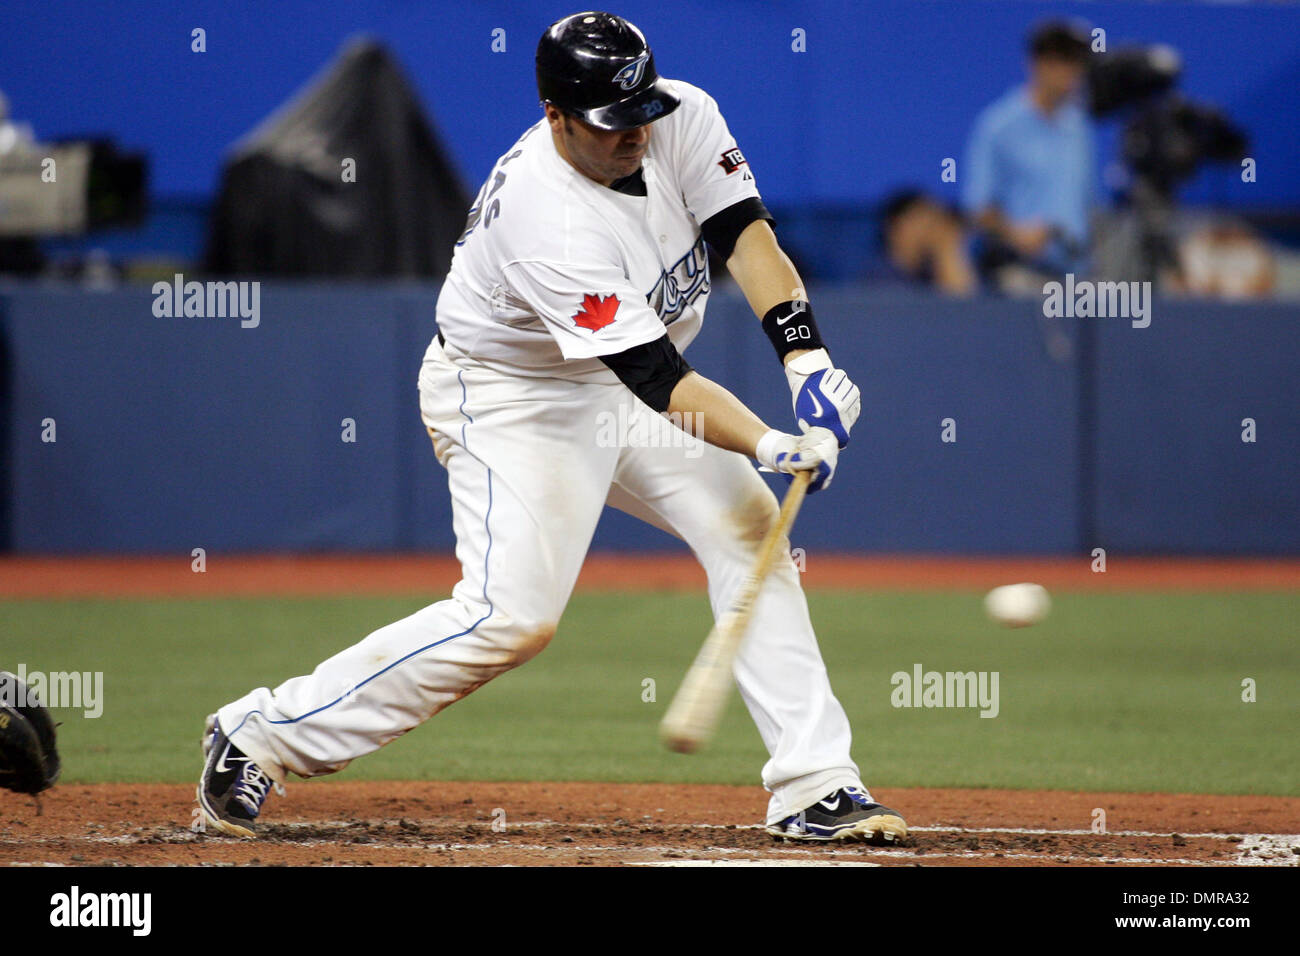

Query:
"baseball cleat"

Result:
[[767, 786, 908, 844], [196, 714, 282, 837]]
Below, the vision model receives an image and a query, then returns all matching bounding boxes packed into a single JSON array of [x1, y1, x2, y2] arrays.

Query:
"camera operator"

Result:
[[962, 19, 1099, 285]]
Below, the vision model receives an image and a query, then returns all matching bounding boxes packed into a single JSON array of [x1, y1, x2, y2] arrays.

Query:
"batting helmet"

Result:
[[536, 11, 680, 130]]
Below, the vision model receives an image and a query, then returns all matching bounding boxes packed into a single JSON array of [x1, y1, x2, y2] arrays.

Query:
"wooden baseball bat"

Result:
[[660, 469, 813, 753]]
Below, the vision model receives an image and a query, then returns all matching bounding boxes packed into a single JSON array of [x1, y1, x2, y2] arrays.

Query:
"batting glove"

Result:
[[755, 426, 840, 493], [784, 348, 861, 448]]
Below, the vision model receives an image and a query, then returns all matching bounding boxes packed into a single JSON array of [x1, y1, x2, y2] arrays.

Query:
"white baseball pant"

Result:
[[218, 339, 863, 824]]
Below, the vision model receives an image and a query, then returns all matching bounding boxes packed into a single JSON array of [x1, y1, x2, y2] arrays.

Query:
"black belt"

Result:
[[437, 331, 445, 347]]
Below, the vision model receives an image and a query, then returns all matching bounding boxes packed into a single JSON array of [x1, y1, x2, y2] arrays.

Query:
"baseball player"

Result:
[[198, 11, 908, 846]]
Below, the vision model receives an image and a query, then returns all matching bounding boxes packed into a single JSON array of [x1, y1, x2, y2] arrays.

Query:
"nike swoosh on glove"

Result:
[[785, 349, 861, 448], [755, 426, 840, 494]]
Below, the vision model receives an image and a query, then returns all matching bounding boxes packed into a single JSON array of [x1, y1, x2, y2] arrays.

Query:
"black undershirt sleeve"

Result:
[[699, 197, 774, 261], [598, 334, 693, 414]]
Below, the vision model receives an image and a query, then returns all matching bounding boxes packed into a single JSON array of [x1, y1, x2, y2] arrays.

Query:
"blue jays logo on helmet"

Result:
[[613, 53, 650, 91]]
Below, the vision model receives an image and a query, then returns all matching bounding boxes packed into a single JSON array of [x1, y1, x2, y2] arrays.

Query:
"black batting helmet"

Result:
[[536, 11, 680, 130]]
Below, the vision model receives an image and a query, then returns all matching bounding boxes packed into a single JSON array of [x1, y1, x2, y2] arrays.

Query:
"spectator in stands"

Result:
[[0, 90, 36, 155], [1177, 219, 1277, 300], [879, 189, 977, 295], [0, 89, 44, 275], [963, 19, 1098, 283]]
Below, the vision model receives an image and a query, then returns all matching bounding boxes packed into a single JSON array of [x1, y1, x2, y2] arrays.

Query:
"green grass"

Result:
[[2, 590, 1297, 795]]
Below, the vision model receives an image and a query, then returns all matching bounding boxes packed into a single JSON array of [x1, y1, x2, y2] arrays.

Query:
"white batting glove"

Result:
[[784, 348, 861, 448], [755, 426, 840, 493]]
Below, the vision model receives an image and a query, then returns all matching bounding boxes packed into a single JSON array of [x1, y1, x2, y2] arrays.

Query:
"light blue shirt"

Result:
[[962, 85, 1097, 271]]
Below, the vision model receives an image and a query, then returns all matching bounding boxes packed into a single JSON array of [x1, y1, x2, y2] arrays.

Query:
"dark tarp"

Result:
[[206, 38, 469, 277]]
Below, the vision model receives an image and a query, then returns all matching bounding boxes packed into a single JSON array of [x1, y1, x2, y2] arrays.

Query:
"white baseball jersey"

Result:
[[431, 80, 762, 382]]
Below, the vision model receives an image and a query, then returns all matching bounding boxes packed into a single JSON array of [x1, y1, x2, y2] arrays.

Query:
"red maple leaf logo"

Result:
[[572, 293, 620, 332]]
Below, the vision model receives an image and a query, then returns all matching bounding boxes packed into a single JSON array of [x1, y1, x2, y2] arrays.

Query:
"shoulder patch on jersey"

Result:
[[572, 293, 620, 332], [717, 147, 748, 175]]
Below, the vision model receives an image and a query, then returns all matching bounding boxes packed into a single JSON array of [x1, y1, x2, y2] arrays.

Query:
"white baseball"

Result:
[[984, 583, 1051, 628]]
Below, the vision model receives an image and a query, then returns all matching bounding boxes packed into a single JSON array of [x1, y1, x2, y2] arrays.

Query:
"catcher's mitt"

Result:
[[0, 671, 61, 795]]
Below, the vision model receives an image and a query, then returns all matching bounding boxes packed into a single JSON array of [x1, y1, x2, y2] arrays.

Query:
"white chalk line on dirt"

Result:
[[634, 859, 883, 867], [1, 834, 1291, 867], [361, 818, 1300, 863], [0, 842, 1243, 867], [3, 820, 1293, 847], [247, 818, 1299, 844], [2, 823, 1294, 866]]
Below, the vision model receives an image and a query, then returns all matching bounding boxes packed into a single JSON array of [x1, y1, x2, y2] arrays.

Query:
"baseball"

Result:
[[984, 583, 1051, 627]]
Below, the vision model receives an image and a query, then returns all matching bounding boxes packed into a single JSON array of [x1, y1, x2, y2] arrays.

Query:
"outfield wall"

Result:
[[1, 284, 1296, 555]]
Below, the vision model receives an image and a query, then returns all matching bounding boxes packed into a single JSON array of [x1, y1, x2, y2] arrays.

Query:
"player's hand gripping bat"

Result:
[[660, 470, 813, 753]]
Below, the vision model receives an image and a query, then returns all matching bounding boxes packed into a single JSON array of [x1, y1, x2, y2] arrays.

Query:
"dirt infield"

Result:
[[2, 782, 1297, 867], [2, 554, 1297, 598]]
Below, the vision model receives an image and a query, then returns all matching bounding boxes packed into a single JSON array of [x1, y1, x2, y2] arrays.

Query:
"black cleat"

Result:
[[767, 786, 908, 844], [195, 714, 281, 837]]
